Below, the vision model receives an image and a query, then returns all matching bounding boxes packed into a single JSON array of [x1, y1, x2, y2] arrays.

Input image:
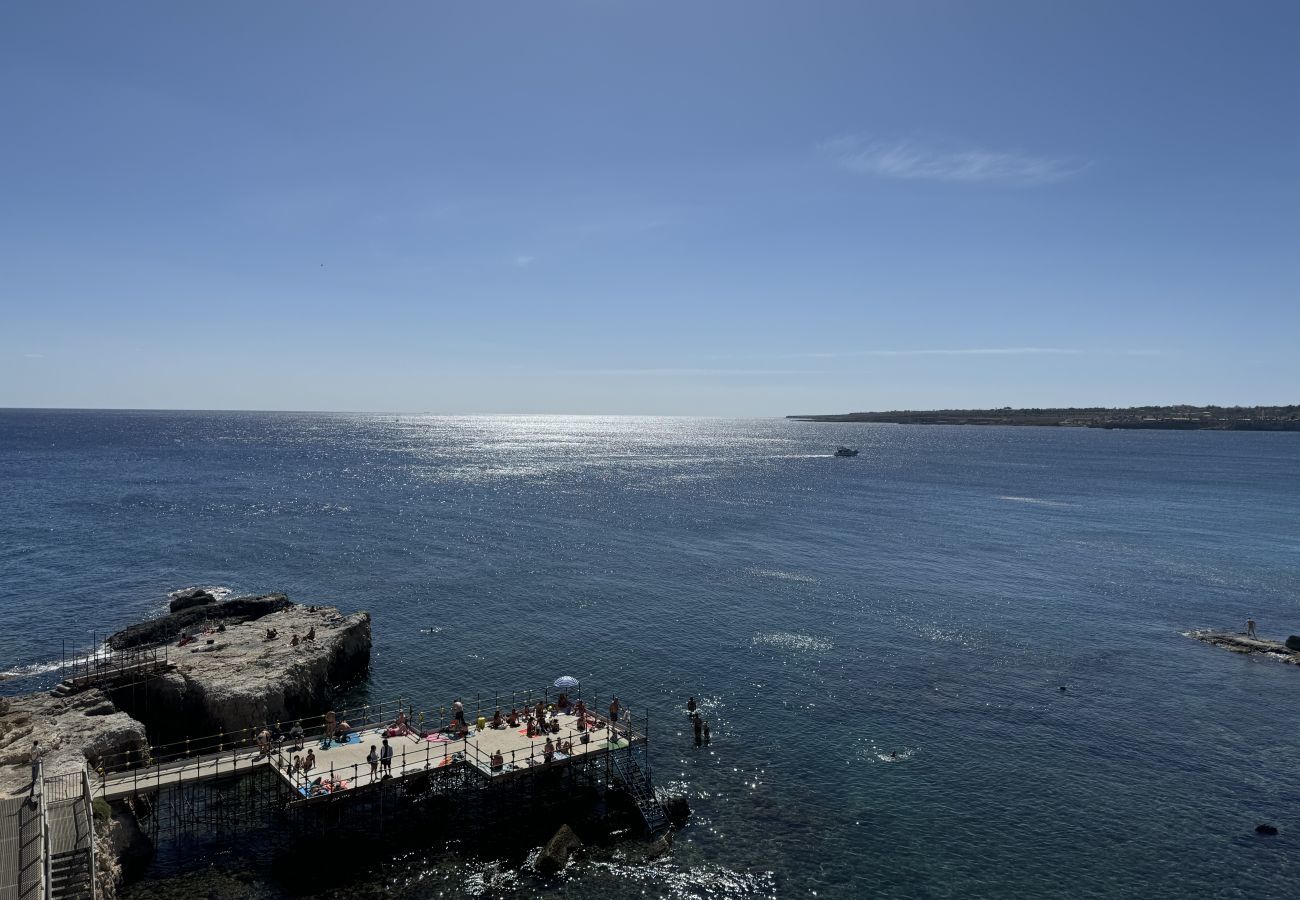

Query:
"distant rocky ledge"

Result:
[[1186, 630, 1300, 664], [789, 405, 1300, 430]]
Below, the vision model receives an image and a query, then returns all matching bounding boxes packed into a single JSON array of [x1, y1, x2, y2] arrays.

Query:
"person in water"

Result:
[[703, 720, 711, 745], [693, 714, 703, 746], [687, 696, 697, 714]]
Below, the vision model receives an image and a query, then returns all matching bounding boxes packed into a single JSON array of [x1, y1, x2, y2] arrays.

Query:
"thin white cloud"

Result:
[[572, 368, 825, 377], [790, 347, 1083, 359], [820, 136, 1083, 186], [23, 353, 45, 359], [513, 254, 536, 267]]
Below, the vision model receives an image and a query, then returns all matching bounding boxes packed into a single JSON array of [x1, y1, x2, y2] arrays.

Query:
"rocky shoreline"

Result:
[[0, 590, 371, 897], [1186, 630, 1300, 664]]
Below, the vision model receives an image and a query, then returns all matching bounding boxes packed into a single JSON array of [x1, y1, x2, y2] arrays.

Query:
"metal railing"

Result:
[[81, 765, 98, 900]]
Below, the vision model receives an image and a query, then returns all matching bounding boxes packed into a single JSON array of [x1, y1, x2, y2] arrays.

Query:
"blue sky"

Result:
[[2, 1, 1297, 415]]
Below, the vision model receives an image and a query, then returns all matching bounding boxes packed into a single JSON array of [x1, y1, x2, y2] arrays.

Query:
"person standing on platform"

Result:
[[380, 738, 393, 775], [324, 709, 337, 743], [367, 744, 379, 780], [609, 697, 620, 736]]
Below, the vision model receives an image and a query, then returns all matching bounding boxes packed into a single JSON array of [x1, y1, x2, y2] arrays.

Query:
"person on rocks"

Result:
[[380, 738, 393, 775], [264, 627, 278, 640], [305, 626, 316, 641], [366, 744, 379, 779], [1248, 618, 1258, 638], [290, 634, 300, 647]]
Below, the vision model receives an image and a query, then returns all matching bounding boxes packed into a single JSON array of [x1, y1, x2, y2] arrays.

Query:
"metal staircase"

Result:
[[609, 744, 669, 839]]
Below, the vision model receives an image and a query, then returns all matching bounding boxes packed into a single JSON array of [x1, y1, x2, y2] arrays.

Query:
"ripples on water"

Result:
[[3, 411, 1300, 898]]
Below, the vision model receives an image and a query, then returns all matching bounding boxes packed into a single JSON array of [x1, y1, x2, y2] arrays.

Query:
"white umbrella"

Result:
[[553, 675, 580, 690]]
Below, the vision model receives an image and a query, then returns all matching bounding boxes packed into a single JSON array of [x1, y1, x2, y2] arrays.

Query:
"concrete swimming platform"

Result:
[[1, 594, 682, 898]]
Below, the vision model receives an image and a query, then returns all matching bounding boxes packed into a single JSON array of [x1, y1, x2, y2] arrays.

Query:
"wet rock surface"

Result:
[[537, 824, 583, 875], [168, 587, 217, 613]]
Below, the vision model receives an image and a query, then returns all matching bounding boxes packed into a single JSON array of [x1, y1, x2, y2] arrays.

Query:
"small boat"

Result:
[[834, 447, 859, 457]]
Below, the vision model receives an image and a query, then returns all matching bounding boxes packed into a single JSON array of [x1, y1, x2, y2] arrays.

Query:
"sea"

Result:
[[2, 409, 1299, 899]]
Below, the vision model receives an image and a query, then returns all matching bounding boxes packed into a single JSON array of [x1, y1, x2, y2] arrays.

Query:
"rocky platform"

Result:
[[1186, 630, 1300, 664], [137, 603, 371, 735]]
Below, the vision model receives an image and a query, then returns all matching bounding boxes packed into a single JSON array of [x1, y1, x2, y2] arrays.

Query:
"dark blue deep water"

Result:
[[3, 410, 1299, 898]]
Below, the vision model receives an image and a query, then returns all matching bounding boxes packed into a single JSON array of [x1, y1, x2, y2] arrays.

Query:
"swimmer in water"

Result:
[[890, 751, 898, 760]]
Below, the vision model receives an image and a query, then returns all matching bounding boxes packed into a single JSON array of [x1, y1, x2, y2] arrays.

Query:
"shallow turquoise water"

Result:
[[2, 411, 1299, 897]]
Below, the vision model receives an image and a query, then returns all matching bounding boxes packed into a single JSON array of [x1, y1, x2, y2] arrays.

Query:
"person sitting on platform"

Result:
[[534, 701, 545, 722], [336, 720, 354, 741], [490, 750, 504, 771], [506, 708, 520, 727], [558, 738, 572, 755], [573, 699, 586, 719], [291, 754, 303, 773], [549, 717, 561, 734], [557, 692, 569, 710], [491, 709, 503, 729], [289, 720, 305, 750], [303, 749, 315, 773], [456, 719, 470, 740], [577, 715, 587, 732], [543, 737, 555, 764]]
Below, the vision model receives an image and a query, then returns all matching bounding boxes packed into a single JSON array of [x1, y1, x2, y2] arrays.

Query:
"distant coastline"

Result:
[[788, 405, 1300, 430]]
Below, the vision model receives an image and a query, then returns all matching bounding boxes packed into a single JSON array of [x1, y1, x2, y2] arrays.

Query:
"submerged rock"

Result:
[[536, 824, 582, 875], [1286, 635, 1300, 652], [666, 795, 691, 827], [1256, 823, 1279, 835], [168, 587, 217, 613]]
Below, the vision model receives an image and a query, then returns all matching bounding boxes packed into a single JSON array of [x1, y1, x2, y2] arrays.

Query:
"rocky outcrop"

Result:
[[106, 593, 292, 650], [536, 824, 582, 875], [1186, 630, 1300, 665], [0, 688, 148, 796], [168, 587, 217, 613], [128, 604, 372, 736]]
